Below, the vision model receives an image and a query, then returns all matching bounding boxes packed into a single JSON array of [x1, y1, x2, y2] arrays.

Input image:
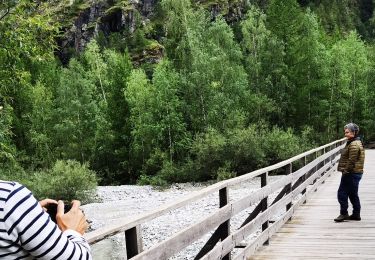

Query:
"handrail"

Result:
[[86, 138, 346, 259]]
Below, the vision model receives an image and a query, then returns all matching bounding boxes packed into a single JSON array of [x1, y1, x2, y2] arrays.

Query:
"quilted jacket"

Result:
[[337, 138, 365, 173]]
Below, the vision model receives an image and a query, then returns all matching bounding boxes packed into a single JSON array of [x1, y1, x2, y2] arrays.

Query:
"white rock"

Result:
[[84, 176, 283, 259]]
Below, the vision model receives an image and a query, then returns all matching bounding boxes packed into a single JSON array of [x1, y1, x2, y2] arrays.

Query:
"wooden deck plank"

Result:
[[247, 149, 375, 260]]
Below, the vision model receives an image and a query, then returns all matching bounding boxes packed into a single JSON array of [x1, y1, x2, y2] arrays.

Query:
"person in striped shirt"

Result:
[[0, 180, 92, 259]]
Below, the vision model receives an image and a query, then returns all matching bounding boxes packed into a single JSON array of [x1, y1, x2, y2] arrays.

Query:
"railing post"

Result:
[[124, 225, 143, 259], [194, 187, 231, 259], [313, 151, 319, 191], [322, 147, 327, 183], [302, 156, 307, 204], [261, 172, 269, 245], [219, 187, 231, 260], [286, 163, 293, 220]]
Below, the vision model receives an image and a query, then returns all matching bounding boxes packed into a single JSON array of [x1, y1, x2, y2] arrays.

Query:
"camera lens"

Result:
[[46, 203, 72, 223]]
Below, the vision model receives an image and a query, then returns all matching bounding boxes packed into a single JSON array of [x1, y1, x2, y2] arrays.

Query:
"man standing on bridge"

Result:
[[334, 123, 365, 222]]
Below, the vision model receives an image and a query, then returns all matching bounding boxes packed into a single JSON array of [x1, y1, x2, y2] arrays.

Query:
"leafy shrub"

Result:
[[226, 126, 266, 174], [136, 124, 314, 185], [262, 127, 303, 164], [189, 128, 227, 181], [137, 174, 168, 187], [141, 149, 167, 176], [261, 126, 314, 167], [157, 160, 179, 182], [138, 159, 189, 186], [0, 166, 26, 184], [216, 162, 236, 181], [24, 160, 97, 204]]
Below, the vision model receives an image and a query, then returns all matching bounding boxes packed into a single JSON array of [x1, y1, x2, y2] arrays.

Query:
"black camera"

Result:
[[46, 203, 72, 223]]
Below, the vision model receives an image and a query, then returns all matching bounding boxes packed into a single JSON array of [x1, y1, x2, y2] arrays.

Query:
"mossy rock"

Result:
[[145, 40, 164, 51], [197, 0, 243, 16], [87, 21, 97, 29], [105, 1, 134, 15], [198, 0, 242, 8], [131, 40, 164, 67], [53, 0, 92, 28]]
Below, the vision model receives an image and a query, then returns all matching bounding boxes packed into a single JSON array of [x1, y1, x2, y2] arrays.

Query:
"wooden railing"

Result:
[[85, 138, 346, 259]]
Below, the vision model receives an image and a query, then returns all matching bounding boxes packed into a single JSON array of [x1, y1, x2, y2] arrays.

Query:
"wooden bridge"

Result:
[[85, 138, 375, 259]]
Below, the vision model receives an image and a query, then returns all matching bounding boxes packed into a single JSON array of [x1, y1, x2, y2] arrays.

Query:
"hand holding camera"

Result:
[[45, 201, 72, 223], [42, 199, 88, 235]]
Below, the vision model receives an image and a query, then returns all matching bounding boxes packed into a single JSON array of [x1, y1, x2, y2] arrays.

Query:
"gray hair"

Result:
[[344, 123, 359, 136]]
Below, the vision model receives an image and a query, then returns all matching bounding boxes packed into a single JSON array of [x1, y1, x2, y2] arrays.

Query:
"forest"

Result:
[[1, 0, 375, 200]]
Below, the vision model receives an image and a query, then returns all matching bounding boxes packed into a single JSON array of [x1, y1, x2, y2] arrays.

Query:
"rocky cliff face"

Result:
[[57, 0, 248, 64], [57, 0, 156, 63]]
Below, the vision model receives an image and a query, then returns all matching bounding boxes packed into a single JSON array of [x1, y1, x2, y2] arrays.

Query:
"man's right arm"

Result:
[[4, 183, 92, 260]]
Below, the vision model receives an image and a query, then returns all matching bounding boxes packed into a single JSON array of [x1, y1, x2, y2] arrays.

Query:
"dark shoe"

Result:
[[334, 214, 349, 222], [349, 214, 361, 221]]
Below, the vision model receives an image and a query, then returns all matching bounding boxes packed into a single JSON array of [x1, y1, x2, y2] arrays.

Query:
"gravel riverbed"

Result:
[[82, 175, 283, 260]]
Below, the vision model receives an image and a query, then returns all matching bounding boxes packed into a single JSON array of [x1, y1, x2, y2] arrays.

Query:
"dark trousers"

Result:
[[337, 173, 362, 215]]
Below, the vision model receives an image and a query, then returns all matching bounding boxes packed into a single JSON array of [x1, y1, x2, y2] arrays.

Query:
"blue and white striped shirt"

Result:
[[0, 181, 92, 259]]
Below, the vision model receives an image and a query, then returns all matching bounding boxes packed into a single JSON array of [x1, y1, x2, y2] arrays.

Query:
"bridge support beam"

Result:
[[124, 225, 143, 259], [194, 187, 231, 260], [261, 172, 269, 245], [313, 151, 319, 192], [219, 187, 231, 260], [302, 156, 307, 204], [285, 163, 293, 221]]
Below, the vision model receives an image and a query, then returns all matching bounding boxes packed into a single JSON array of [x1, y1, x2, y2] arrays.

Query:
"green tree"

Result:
[[240, 7, 282, 123], [28, 81, 54, 168], [83, 40, 108, 103], [203, 17, 249, 130], [91, 49, 133, 184], [163, 0, 250, 132], [0, 104, 17, 169], [126, 62, 189, 178], [161, 0, 203, 70], [0, 1, 57, 170], [363, 45, 375, 140], [125, 69, 155, 172], [289, 9, 330, 132], [327, 31, 368, 137], [54, 59, 98, 163], [152, 60, 189, 163], [267, 0, 303, 55], [266, 0, 304, 126]]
